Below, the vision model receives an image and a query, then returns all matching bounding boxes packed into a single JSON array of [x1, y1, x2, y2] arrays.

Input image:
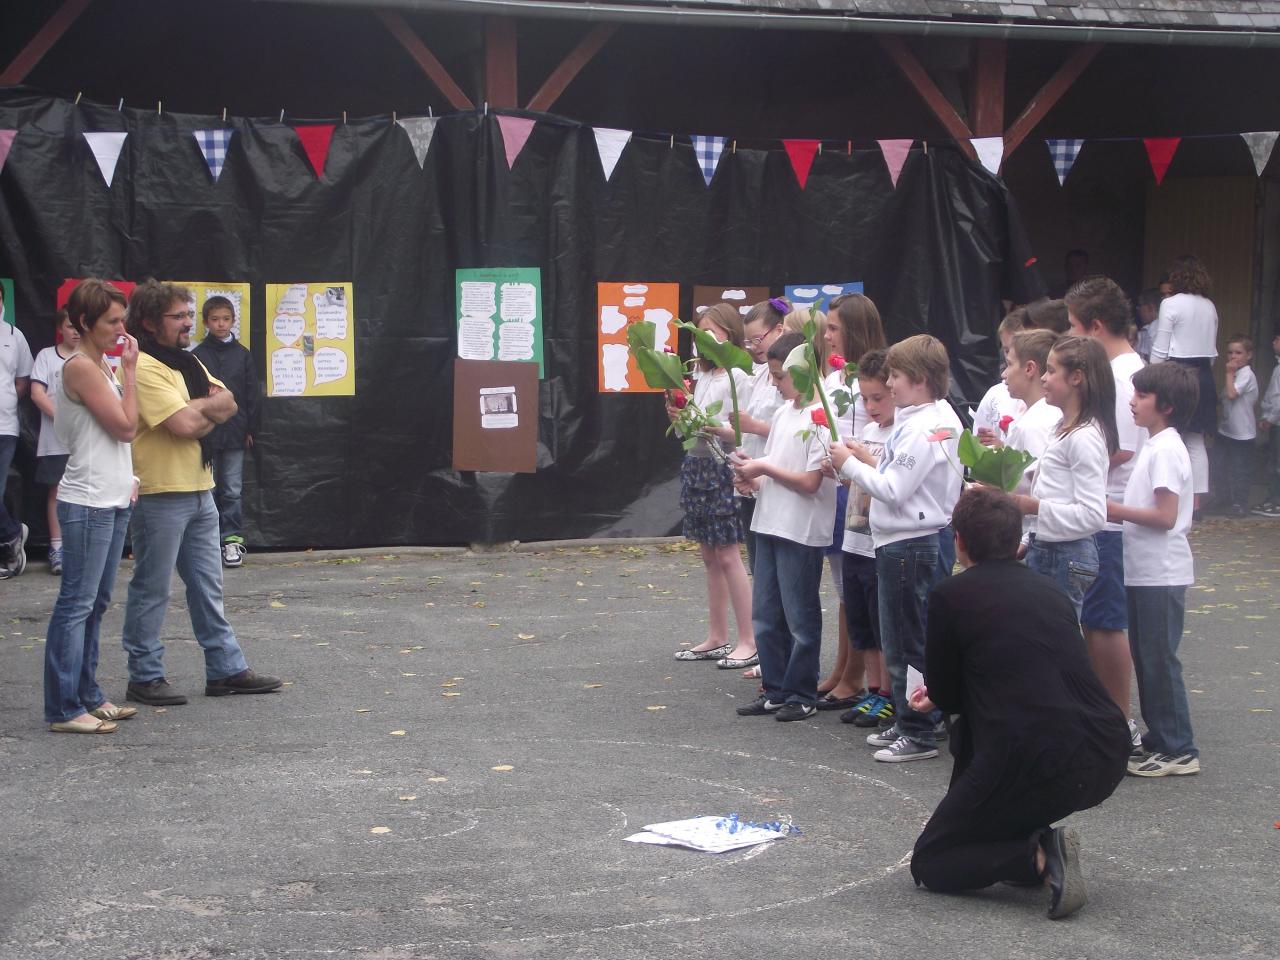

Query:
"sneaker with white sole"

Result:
[[0, 523, 28, 580], [222, 540, 244, 568], [874, 736, 939, 763], [48, 545, 63, 575], [1127, 752, 1200, 777], [865, 723, 900, 748], [774, 702, 818, 722], [1250, 501, 1280, 518], [736, 696, 783, 717], [1127, 719, 1144, 758]]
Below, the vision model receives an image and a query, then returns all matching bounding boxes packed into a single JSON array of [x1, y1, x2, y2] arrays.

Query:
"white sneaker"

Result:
[[874, 736, 939, 763], [222, 541, 244, 567], [0, 523, 28, 579]]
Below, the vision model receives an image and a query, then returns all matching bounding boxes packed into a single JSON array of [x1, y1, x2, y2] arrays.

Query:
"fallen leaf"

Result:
[[1234, 645, 1250, 650], [427, 776, 448, 783], [354, 769, 374, 774], [270, 601, 287, 608], [1250, 708, 1273, 713], [314, 641, 329, 646], [491, 764, 514, 772], [401, 673, 417, 677], [471, 601, 486, 608], [583, 683, 603, 689], [370, 827, 392, 834], [516, 633, 536, 640], [442, 681, 458, 688], [155, 707, 168, 714], [646, 705, 667, 711], [390, 730, 407, 737], [442, 692, 461, 698], [355, 708, 371, 713], [398, 795, 417, 801]]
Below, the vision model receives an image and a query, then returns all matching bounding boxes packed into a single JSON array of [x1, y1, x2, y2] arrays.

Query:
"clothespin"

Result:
[[279, 108, 285, 123], [669, 134, 674, 149], [392, 110, 397, 123], [428, 106, 433, 118], [731, 140, 736, 154], [222, 107, 228, 123], [818, 142, 822, 155], [157, 100, 162, 115], [74, 91, 82, 105], [847, 140, 852, 155], [483, 102, 489, 116], [923, 141, 928, 155], [117, 98, 124, 111]]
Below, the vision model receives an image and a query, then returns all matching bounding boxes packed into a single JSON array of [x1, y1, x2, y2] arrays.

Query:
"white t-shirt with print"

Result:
[[1104, 350, 1147, 533], [750, 400, 837, 548], [973, 380, 1025, 440], [1219, 365, 1258, 440], [1, 321, 34, 437], [31, 346, 72, 457], [1122, 427, 1194, 587], [841, 419, 893, 558]]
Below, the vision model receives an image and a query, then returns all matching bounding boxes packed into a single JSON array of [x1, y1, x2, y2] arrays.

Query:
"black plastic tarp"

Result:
[[0, 90, 1042, 547]]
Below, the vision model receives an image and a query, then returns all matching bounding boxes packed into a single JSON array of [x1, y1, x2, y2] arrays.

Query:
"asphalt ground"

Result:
[[1, 519, 1277, 960]]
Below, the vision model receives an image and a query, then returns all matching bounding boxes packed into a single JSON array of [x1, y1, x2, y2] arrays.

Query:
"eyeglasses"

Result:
[[745, 328, 779, 348], [162, 310, 197, 321]]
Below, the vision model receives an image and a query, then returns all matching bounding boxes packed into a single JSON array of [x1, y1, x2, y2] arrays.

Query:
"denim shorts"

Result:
[[1026, 534, 1098, 619], [1081, 530, 1127, 631]]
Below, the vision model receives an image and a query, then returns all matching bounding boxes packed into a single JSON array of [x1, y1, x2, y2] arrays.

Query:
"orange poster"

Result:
[[597, 281, 681, 393]]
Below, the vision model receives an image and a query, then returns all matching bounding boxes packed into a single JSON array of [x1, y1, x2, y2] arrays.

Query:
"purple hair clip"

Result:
[[768, 296, 791, 314]]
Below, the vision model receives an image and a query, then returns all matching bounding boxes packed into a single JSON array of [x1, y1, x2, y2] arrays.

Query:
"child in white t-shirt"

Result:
[[1218, 335, 1258, 516], [29, 309, 80, 574], [1254, 330, 1280, 517], [1107, 362, 1199, 778], [1000, 329, 1063, 546], [974, 307, 1030, 444], [732, 332, 836, 722]]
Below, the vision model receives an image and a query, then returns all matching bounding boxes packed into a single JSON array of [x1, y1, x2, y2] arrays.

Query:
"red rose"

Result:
[[926, 427, 956, 442], [828, 354, 847, 371], [999, 414, 1015, 433], [811, 407, 829, 428], [671, 390, 688, 409], [664, 346, 677, 354]]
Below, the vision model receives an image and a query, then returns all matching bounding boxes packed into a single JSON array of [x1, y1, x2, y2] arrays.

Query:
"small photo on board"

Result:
[[479, 385, 519, 428]]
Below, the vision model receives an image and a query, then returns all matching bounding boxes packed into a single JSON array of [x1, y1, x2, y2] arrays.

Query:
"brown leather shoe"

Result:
[[205, 669, 283, 697]]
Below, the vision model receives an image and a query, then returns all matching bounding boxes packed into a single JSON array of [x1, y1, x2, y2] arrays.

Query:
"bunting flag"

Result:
[[593, 127, 631, 181], [193, 129, 234, 182], [1045, 138, 1084, 186], [782, 140, 820, 189], [82, 131, 128, 187], [294, 124, 336, 178], [876, 139, 913, 188], [496, 115, 535, 169], [971, 137, 1004, 176], [1240, 131, 1278, 177], [1144, 137, 1180, 186], [692, 135, 726, 186], [397, 116, 438, 168], [0, 130, 15, 176]]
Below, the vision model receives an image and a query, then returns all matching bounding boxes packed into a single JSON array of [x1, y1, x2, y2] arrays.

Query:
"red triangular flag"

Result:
[[295, 124, 336, 178], [783, 140, 820, 190], [497, 116, 536, 169], [0, 130, 15, 176], [1144, 137, 1180, 186]]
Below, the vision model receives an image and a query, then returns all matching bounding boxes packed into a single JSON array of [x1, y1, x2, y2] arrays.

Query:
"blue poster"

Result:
[[784, 281, 864, 311]]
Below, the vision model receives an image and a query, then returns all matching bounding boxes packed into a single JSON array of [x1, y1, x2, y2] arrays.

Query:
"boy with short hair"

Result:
[[1002, 330, 1063, 548], [1066, 277, 1146, 740], [732, 332, 837, 722], [1217, 335, 1257, 517], [829, 335, 958, 762], [0, 286, 34, 581], [973, 308, 1028, 444], [838, 349, 896, 728], [192, 296, 259, 567], [29, 309, 80, 574], [1107, 362, 1200, 777], [1253, 329, 1280, 517]]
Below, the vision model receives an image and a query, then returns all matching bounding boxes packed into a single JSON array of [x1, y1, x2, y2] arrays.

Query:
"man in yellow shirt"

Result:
[[120, 280, 280, 706]]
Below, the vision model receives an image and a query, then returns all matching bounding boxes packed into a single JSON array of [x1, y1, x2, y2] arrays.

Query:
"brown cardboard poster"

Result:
[[452, 359, 539, 473], [691, 286, 771, 323], [597, 281, 681, 393]]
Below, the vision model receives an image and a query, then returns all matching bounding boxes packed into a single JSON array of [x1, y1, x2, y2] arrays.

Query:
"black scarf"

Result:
[[142, 340, 215, 467]]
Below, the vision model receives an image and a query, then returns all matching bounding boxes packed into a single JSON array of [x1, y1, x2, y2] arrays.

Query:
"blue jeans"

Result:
[[0, 434, 19, 541], [1128, 586, 1197, 757], [1217, 434, 1253, 509], [43, 502, 131, 723], [121, 491, 249, 683], [1026, 534, 1098, 620], [877, 533, 941, 746], [211, 448, 245, 540], [1268, 430, 1280, 502], [752, 533, 824, 706]]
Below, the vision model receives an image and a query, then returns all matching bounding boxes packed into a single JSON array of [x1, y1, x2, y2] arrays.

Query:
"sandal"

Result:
[[50, 716, 118, 734], [91, 703, 138, 721], [742, 665, 762, 679], [716, 653, 759, 669], [674, 643, 733, 662]]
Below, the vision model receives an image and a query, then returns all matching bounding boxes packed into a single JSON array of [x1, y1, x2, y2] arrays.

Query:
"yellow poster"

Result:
[[265, 282, 356, 397], [172, 282, 253, 346]]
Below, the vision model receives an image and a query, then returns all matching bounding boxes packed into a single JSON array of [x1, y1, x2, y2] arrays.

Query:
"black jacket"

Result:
[[192, 335, 259, 450]]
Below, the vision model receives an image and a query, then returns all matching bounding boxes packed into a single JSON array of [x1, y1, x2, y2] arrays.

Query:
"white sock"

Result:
[[50, 538, 62, 550]]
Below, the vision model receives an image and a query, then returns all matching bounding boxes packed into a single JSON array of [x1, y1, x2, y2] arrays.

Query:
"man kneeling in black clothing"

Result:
[[907, 485, 1129, 919]]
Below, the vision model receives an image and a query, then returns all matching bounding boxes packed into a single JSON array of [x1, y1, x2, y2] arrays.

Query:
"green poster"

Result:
[[0, 279, 13, 326], [455, 267, 543, 378]]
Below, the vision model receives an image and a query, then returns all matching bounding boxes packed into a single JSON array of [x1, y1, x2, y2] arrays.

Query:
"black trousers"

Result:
[[910, 745, 1122, 892]]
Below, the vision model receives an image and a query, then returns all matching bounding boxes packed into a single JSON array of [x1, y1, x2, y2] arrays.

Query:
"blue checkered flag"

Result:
[[1046, 139, 1084, 186], [692, 135, 726, 187], [193, 129, 235, 182]]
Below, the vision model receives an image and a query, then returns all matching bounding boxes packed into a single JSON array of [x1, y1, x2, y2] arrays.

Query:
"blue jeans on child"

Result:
[[212, 448, 245, 540], [1127, 585, 1197, 757], [121, 491, 249, 683], [43, 502, 132, 723], [877, 532, 941, 747], [1026, 534, 1098, 620], [0, 434, 19, 541], [752, 533, 824, 707]]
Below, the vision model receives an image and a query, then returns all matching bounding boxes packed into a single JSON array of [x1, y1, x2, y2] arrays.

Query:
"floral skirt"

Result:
[[680, 455, 744, 546]]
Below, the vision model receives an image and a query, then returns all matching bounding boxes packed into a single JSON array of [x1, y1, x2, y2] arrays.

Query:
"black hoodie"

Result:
[[191, 334, 259, 451]]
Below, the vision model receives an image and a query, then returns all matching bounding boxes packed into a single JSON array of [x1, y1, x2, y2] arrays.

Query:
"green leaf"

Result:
[[830, 386, 853, 416], [703, 400, 723, 419], [957, 429, 985, 469], [625, 321, 656, 353], [676, 321, 753, 375], [956, 429, 1036, 493]]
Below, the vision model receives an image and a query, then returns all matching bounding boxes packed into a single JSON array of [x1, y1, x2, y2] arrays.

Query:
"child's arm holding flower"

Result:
[[735, 455, 824, 494]]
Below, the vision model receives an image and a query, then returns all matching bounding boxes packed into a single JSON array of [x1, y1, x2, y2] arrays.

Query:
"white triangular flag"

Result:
[[397, 116, 439, 168], [971, 137, 1003, 176], [1240, 131, 1278, 177], [593, 127, 631, 181], [83, 131, 128, 187]]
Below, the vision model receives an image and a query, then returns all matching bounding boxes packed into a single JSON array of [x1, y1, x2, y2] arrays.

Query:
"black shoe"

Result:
[[126, 678, 189, 706], [775, 702, 818, 722], [736, 695, 782, 716], [205, 669, 283, 697], [1042, 826, 1086, 920]]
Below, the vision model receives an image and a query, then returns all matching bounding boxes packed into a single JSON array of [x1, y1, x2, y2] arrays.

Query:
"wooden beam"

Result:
[[1003, 43, 1102, 158], [484, 16, 518, 109], [968, 39, 1006, 138], [0, 0, 94, 86], [878, 36, 975, 159], [525, 24, 618, 113], [376, 9, 474, 111]]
